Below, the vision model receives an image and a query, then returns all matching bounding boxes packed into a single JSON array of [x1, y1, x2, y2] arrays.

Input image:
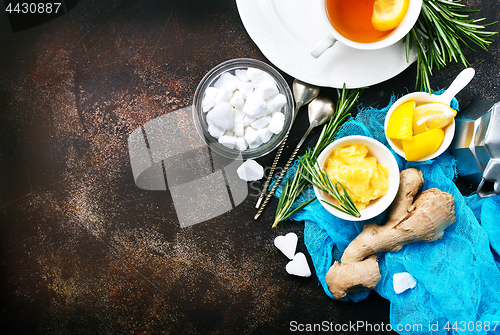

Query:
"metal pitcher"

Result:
[[450, 101, 500, 198]]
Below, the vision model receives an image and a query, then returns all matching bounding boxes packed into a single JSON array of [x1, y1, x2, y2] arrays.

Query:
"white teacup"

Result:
[[311, 0, 422, 58]]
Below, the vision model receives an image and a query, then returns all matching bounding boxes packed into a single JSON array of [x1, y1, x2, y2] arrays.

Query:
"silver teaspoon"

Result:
[[255, 79, 320, 208], [254, 95, 335, 220]]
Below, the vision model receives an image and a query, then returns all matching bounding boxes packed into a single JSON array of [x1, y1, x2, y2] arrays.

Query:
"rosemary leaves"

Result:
[[406, 0, 497, 92], [299, 154, 361, 218], [273, 86, 363, 227]]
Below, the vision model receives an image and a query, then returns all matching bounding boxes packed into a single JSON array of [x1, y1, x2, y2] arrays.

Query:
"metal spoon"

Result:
[[255, 79, 320, 208], [254, 95, 335, 220]]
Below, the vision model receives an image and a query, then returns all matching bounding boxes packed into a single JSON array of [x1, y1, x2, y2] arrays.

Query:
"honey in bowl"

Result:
[[324, 143, 390, 210], [326, 0, 394, 43]]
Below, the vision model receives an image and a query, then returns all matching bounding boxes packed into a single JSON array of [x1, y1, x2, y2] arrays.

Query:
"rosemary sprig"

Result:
[[272, 162, 315, 228], [312, 86, 363, 157], [273, 85, 363, 227], [405, 0, 498, 92], [299, 155, 360, 218]]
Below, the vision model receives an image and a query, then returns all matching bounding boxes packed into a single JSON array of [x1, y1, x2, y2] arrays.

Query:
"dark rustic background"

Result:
[[1, 0, 499, 334]]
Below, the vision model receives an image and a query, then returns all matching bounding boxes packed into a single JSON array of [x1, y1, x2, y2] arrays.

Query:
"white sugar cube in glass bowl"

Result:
[[192, 58, 294, 159]]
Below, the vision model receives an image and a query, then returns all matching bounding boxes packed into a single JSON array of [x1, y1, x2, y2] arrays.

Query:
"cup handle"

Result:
[[311, 35, 337, 58]]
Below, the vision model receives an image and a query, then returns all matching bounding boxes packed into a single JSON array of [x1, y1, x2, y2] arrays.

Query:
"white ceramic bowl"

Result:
[[384, 92, 456, 162], [314, 136, 400, 221]]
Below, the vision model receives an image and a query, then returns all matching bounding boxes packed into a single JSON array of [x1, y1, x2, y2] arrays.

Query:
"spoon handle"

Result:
[[437, 67, 475, 105], [255, 102, 303, 208], [255, 131, 290, 208], [254, 124, 314, 220]]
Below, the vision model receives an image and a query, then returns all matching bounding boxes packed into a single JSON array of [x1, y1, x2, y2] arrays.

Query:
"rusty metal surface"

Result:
[[0, 0, 499, 334]]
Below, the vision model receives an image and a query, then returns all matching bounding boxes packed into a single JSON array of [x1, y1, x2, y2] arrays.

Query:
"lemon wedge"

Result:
[[372, 0, 409, 32], [386, 100, 415, 140], [412, 102, 457, 135], [402, 128, 445, 161]]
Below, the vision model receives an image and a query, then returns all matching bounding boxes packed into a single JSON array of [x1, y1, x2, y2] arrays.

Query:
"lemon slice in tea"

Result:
[[372, 0, 409, 31], [412, 102, 457, 135]]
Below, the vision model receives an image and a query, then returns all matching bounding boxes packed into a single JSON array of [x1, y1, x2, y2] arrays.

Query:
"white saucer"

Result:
[[236, 0, 418, 88]]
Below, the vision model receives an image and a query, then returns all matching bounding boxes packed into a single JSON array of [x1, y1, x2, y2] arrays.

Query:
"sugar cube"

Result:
[[243, 92, 268, 118], [242, 115, 256, 127], [233, 109, 245, 122], [256, 79, 279, 100], [230, 91, 245, 109], [214, 72, 239, 91], [207, 122, 225, 138], [257, 127, 273, 143], [244, 126, 259, 146], [268, 112, 285, 134], [267, 93, 287, 113], [218, 134, 237, 149], [235, 69, 249, 82], [206, 102, 234, 130], [247, 67, 271, 84], [236, 159, 264, 181], [214, 88, 233, 105], [248, 137, 263, 149], [202, 87, 218, 113], [393, 272, 417, 294], [236, 81, 255, 99], [251, 116, 272, 130], [234, 137, 248, 151], [233, 120, 245, 137]]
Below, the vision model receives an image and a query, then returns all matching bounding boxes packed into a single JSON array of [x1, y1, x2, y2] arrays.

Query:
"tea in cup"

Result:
[[311, 0, 422, 58]]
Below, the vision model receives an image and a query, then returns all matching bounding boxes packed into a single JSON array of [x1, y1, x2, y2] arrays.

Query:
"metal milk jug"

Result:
[[450, 101, 500, 198]]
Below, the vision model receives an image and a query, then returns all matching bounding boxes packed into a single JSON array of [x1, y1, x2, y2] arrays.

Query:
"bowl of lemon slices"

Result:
[[384, 68, 475, 162]]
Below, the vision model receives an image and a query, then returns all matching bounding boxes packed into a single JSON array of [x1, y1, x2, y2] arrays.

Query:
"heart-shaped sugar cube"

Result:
[[274, 232, 298, 260], [285, 252, 311, 277]]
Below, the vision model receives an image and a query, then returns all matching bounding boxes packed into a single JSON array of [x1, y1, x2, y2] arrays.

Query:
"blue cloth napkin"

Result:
[[278, 93, 500, 334]]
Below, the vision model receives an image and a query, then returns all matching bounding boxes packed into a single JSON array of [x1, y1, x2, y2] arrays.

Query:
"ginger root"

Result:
[[326, 168, 456, 299]]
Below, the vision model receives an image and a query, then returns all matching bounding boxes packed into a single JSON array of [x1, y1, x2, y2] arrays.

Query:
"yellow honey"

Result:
[[325, 143, 390, 210]]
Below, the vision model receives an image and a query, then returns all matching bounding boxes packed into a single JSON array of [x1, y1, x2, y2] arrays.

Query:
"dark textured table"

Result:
[[1, 0, 499, 334]]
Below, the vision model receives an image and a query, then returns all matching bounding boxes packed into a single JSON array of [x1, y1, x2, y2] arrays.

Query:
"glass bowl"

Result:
[[192, 58, 294, 159]]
